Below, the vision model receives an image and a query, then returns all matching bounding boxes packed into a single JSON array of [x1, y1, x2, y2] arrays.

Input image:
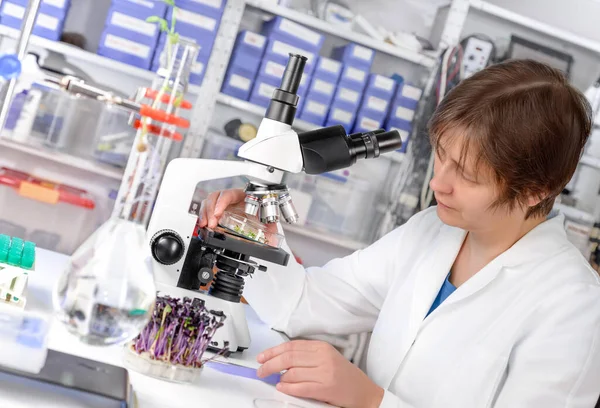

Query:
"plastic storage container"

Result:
[[394, 83, 422, 110], [0, 167, 98, 255], [9, 0, 70, 17], [262, 16, 324, 53], [313, 56, 342, 83], [168, 6, 220, 44], [98, 31, 154, 69], [325, 104, 356, 132], [93, 105, 137, 168], [332, 43, 374, 71], [365, 74, 397, 100], [111, 0, 167, 18], [332, 86, 361, 112], [222, 71, 254, 101], [353, 112, 384, 133], [177, 0, 225, 19], [338, 65, 368, 93], [0, 1, 68, 41], [228, 30, 267, 78], [306, 77, 336, 105], [298, 98, 329, 126], [249, 80, 277, 108], [104, 4, 160, 46]]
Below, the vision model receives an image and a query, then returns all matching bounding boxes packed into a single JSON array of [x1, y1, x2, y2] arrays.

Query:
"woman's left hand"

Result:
[[257, 340, 384, 408]]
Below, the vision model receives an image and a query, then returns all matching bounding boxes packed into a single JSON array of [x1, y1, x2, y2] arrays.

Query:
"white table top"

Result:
[[15, 248, 329, 408]]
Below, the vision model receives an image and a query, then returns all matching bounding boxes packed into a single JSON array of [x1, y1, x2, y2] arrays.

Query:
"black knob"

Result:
[[198, 267, 214, 285], [151, 230, 185, 265]]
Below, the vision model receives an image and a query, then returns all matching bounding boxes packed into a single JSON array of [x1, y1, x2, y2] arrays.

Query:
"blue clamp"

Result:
[[0, 54, 21, 81]]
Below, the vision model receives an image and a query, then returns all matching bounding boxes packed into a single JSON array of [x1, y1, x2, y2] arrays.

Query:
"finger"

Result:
[[198, 191, 219, 228], [204, 191, 222, 229], [275, 382, 324, 401], [257, 351, 319, 378], [214, 189, 246, 217], [258, 340, 322, 364], [280, 367, 318, 384]]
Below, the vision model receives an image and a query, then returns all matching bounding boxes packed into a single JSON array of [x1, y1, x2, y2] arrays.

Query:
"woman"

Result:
[[199, 60, 600, 407]]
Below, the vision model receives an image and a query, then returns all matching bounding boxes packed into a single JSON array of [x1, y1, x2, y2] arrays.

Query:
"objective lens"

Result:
[[244, 195, 260, 217], [260, 194, 280, 224], [278, 193, 299, 224]]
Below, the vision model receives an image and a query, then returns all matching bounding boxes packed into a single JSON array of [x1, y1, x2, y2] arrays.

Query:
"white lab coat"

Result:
[[244, 207, 600, 408]]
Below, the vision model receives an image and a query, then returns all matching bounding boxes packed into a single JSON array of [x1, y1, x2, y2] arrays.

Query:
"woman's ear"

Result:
[[525, 192, 547, 208]]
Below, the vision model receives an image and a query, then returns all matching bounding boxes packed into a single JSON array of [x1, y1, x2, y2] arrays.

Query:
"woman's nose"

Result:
[[429, 167, 453, 195]]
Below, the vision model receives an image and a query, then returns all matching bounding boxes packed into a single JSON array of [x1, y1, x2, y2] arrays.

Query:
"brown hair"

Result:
[[429, 59, 592, 219]]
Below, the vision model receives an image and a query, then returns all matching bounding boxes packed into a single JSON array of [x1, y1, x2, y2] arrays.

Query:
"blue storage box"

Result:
[[98, 32, 154, 69], [388, 101, 416, 126], [314, 56, 342, 83], [8, 0, 69, 18], [111, 0, 167, 18], [168, 6, 220, 43], [249, 79, 278, 108], [306, 78, 335, 105], [299, 98, 329, 126], [227, 31, 267, 78], [332, 43, 374, 70], [0, 2, 66, 41], [156, 31, 215, 61], [257, 59, 310, 96], [338, 65, 368, 93], [264, 39, 317, 75], [104, 5, 160, 47], [262, 16, 324, 53], [177, 0, 225, 19], [326, 105, 356, 133], [353, 112, 385, 133], [394, 83, 422, 106], [332, 86, 361, 112], [366, 74, 396, 100], [222, 72, 253, 101], [360, 94, 391, 118]]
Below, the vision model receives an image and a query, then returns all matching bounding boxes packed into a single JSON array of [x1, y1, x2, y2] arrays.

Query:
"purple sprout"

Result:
[[131, 295, 227, 368]]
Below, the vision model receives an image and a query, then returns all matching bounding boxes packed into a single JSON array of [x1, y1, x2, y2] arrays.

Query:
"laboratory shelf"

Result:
[[245, 0, 438, 68], [0, 137, 124, 181], [469, 0, 600, 54], [282, 223, 367, 251], [0, 26, 202, 95]]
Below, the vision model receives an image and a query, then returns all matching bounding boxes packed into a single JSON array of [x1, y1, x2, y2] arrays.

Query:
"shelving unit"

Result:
[[0, 26, 203, 95], [246, 0, 438, 68], [0, 137, 123, 181], [468, 0, 600, 54]]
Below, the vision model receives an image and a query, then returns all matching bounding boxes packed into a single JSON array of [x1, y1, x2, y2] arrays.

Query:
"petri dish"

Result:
[[218, 211, 284, 248]]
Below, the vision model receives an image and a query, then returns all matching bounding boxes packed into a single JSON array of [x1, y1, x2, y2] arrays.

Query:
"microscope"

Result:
[[146, 54, 402, 354]]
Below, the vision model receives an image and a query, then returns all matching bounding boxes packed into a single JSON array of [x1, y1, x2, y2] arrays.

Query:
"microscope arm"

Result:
[[147, 158, 285, 287]]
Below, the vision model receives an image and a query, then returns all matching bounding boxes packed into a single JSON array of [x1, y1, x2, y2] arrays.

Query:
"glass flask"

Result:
[[53, 38, 199, 346]]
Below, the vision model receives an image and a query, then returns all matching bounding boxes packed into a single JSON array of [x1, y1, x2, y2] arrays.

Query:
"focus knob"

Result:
[[151, 230, 185, 265], [198, 267, 214, 285]]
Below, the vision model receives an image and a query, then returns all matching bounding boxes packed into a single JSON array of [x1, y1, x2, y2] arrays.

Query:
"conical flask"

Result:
[[53, 38, 199, 345]]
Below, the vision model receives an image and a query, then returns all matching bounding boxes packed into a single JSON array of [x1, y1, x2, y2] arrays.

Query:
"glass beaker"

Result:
[[53, 38, 199, 346]]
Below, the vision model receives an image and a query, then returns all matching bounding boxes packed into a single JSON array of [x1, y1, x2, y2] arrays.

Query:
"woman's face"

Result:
[[429, 136, 509, 231]]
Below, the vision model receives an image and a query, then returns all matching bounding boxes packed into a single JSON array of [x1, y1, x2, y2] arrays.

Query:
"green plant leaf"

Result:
[[159, 19, 169, 33], [169, 32, 180, 45], [163, 0, 175, 6], [146, 16, 161, 23]]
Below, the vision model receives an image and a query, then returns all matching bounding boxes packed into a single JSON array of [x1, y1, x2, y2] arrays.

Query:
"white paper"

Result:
[[360, 117, 379, 130], [374, 75, 395, 92], [192, 61, 205, 75], [319, 58, 341, 74], [345, 67, 366, 82], [175, 8, 217, 31], [3, 3, 25, 19], [258, 83, 276, 98], [189, 0, 223, 8], [352, 44, 374, 61], [35, 13, 59, 30], [104, 34, 150, 58], [243, 32, 266, 49], [402, 85, 422, 100], [230, 74, 251, 91], [395, 106, 415, 121], [313, 79, 334, 96], [338, 88, 359, 104], [367, 96, 388, 112], [279, 19, 320, 46], [111, 12, 156, 36], [272, 41, 314, 65], [43, 0, 67, 8], [265, 61, 285, 78], [306, 101, 327, 115], [332, 109, 352, 123]]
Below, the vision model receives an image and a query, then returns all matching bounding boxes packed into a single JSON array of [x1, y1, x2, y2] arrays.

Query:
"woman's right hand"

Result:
[[198, 189, 246, 229]]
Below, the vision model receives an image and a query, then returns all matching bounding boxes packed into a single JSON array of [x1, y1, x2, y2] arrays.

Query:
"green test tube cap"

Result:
[[7, 237, 23, 266], [0, 235, 10, 264], [21, 241, 35, 269]]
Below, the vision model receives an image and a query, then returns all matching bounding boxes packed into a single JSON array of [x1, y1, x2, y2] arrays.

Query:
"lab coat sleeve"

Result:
[[243, 207, 437, 338], [493, 282, 600, 408]]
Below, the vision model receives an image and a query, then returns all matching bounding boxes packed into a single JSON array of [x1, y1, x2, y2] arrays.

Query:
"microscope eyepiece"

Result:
[[298, 126, 403, 174], [265, 53, 307, 126]]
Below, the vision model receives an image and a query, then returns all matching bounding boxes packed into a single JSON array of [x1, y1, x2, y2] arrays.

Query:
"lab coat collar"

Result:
[[381, 213, 569, 388]]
